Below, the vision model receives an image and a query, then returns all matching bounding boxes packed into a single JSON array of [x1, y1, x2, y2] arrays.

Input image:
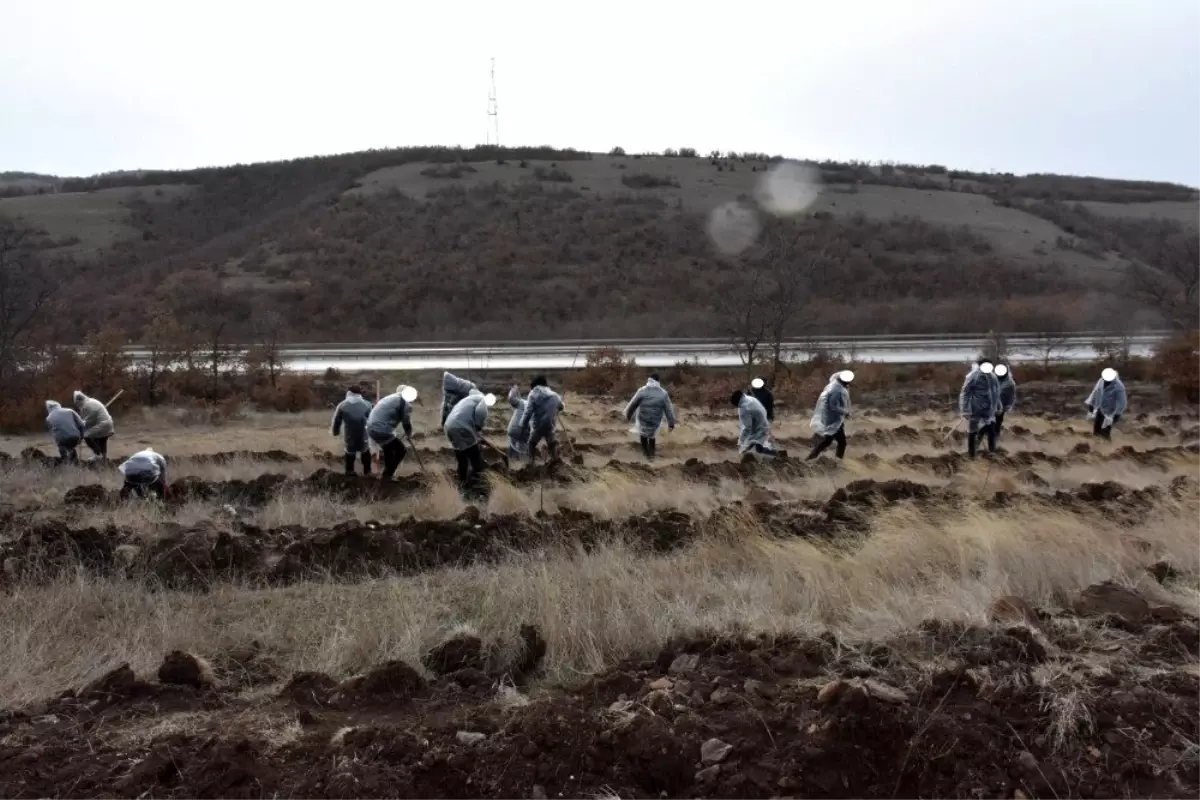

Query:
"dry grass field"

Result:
[[0, 183, 192, 254], [0, 380, 1196, 797]]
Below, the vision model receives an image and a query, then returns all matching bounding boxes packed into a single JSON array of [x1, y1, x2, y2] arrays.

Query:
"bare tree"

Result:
[[136, 311, 187, 405], [716, 224, 825, 382], [249, 309, 286, 388], [1125, 253, 1199, 331], [1023, 314, 1073, 367], [715, 271, 771, 372], [163, 271, 242, 401], [0, 217, 57, 381]]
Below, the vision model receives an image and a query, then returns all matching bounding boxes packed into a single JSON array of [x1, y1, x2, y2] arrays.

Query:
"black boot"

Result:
[[343, 453, 356, 476], [361, 450, 372, 476]]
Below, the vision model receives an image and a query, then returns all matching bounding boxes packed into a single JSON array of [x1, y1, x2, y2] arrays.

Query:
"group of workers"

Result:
[[958, 360, 1128, 457], [41, 365, 1131, 500], [330, 372, 566, 491], [43, 390, 170, 498]]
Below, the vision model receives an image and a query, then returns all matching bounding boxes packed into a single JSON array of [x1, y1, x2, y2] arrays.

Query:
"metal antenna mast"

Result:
[[486, 57, 500, 146]]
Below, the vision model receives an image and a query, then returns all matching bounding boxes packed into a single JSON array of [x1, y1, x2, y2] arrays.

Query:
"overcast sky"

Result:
[[3, 0, 1198, 184]]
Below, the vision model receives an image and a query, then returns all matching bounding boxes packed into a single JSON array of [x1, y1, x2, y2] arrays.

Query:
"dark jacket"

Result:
[[752, 386, 775, 421]]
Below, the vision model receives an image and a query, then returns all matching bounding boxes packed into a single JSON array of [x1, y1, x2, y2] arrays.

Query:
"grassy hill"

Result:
[[0, 146, 1195, 344]]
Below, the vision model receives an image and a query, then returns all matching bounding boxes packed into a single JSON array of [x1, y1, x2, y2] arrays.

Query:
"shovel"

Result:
[[104, 389, 124, 408], [405, 436, 427, 473]]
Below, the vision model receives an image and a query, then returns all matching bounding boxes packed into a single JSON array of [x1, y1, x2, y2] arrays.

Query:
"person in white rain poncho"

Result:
[[519, 375, 565, 462], [445, 389, 495, 489], [506, 386, 531, 462], [331, 385, 374, 476], [807, 370, 854, 460], [994, 365, 1017, 442], [959, 360, 1000, 458], [623, 373, 677, 460], [731, 389, 783, 457], [73, 391, 114, 461], [44, 400, 86, 463], [367, 385, 417, 480], [440, 372, 477, 429], [1085, 368, 1127, 440], [118, 447, 168, 500]]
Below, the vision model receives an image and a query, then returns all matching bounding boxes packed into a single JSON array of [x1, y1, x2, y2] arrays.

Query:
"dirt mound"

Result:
[[180, 449, 302, 464], [424, 635, 485, 675], [169, 472, 290, 504], [6, 612, 1196, 799], [338, 660, 427, 707], [1, 522, 119, 579], [157, 651, 214, 688], [824, 478, 935, 531], [63, 484, 108, 506]]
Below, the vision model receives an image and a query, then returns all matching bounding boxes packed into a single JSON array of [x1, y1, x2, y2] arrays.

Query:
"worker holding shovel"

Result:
[[73, 390, 115, 462], [366, 384, 418, 481], [445, 388, 497, 495], [519, 375, 565, 463]]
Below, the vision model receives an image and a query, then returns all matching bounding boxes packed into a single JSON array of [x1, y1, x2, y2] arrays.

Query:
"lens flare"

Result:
[[756, 161, 821, 217], [707, 201, 761, 255]]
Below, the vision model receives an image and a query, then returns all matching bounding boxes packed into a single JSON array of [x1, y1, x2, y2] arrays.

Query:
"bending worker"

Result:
[[441, 371, 477, 429], [506, 385, 530, 462], [445, 388, 495, 490], [623, 372, 676, 460], [994, 365, 1016, 441], [731, 388, 784, 457], [73, 391, 114, 461], [959, 359, 999, 458], [519, 376, 565, 462], [366, 384, 417, 480], [807, 370, 854, 460], [751, 377, 775, 422], [118, 447, 168, 500], [1085, 368, 1127, 440], [45, 400, 86, 463], [331, 385, 374, 476]]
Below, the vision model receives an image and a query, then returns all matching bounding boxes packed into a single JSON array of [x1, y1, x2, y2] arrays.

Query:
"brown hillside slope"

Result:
[[1, 146, 1194, 342]]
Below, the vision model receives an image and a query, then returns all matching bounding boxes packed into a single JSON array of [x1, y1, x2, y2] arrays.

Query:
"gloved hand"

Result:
[[1103, 415, 1114, 429], [668, 425, 675, 432], [1085, 409, 1096, 419]]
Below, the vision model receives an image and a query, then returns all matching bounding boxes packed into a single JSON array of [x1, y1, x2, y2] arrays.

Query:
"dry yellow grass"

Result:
[[0, 492, 1194, 706], [0, 405, 1196, 710]]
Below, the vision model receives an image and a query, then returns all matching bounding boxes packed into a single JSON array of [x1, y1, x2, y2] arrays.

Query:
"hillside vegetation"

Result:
[[0, 146, 1195, 349]]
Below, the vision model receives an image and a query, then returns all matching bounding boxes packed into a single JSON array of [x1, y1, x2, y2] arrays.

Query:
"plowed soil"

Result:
[[1, 583, 1195, 799], [7, 474, 1194, 589]]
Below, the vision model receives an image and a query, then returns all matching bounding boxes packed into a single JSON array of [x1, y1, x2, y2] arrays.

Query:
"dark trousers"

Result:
[[84, 436, 110, 460], [639, 436, 657, 459], [56, 438, 80, 463], [121, 477, 165, 500], [807, 425, 846, 460], [455, 444, 485, 487], [1093, 413, 1120, 439], [528, 426, 559, 461], [380, 439, 407, 479], [968, 423, 996, 457], [343, 450, 372, 476], [994, 412, 1005, 440]]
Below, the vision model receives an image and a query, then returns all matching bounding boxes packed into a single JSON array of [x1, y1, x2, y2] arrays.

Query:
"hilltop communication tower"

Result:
[[486, 57, 500, 147]]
